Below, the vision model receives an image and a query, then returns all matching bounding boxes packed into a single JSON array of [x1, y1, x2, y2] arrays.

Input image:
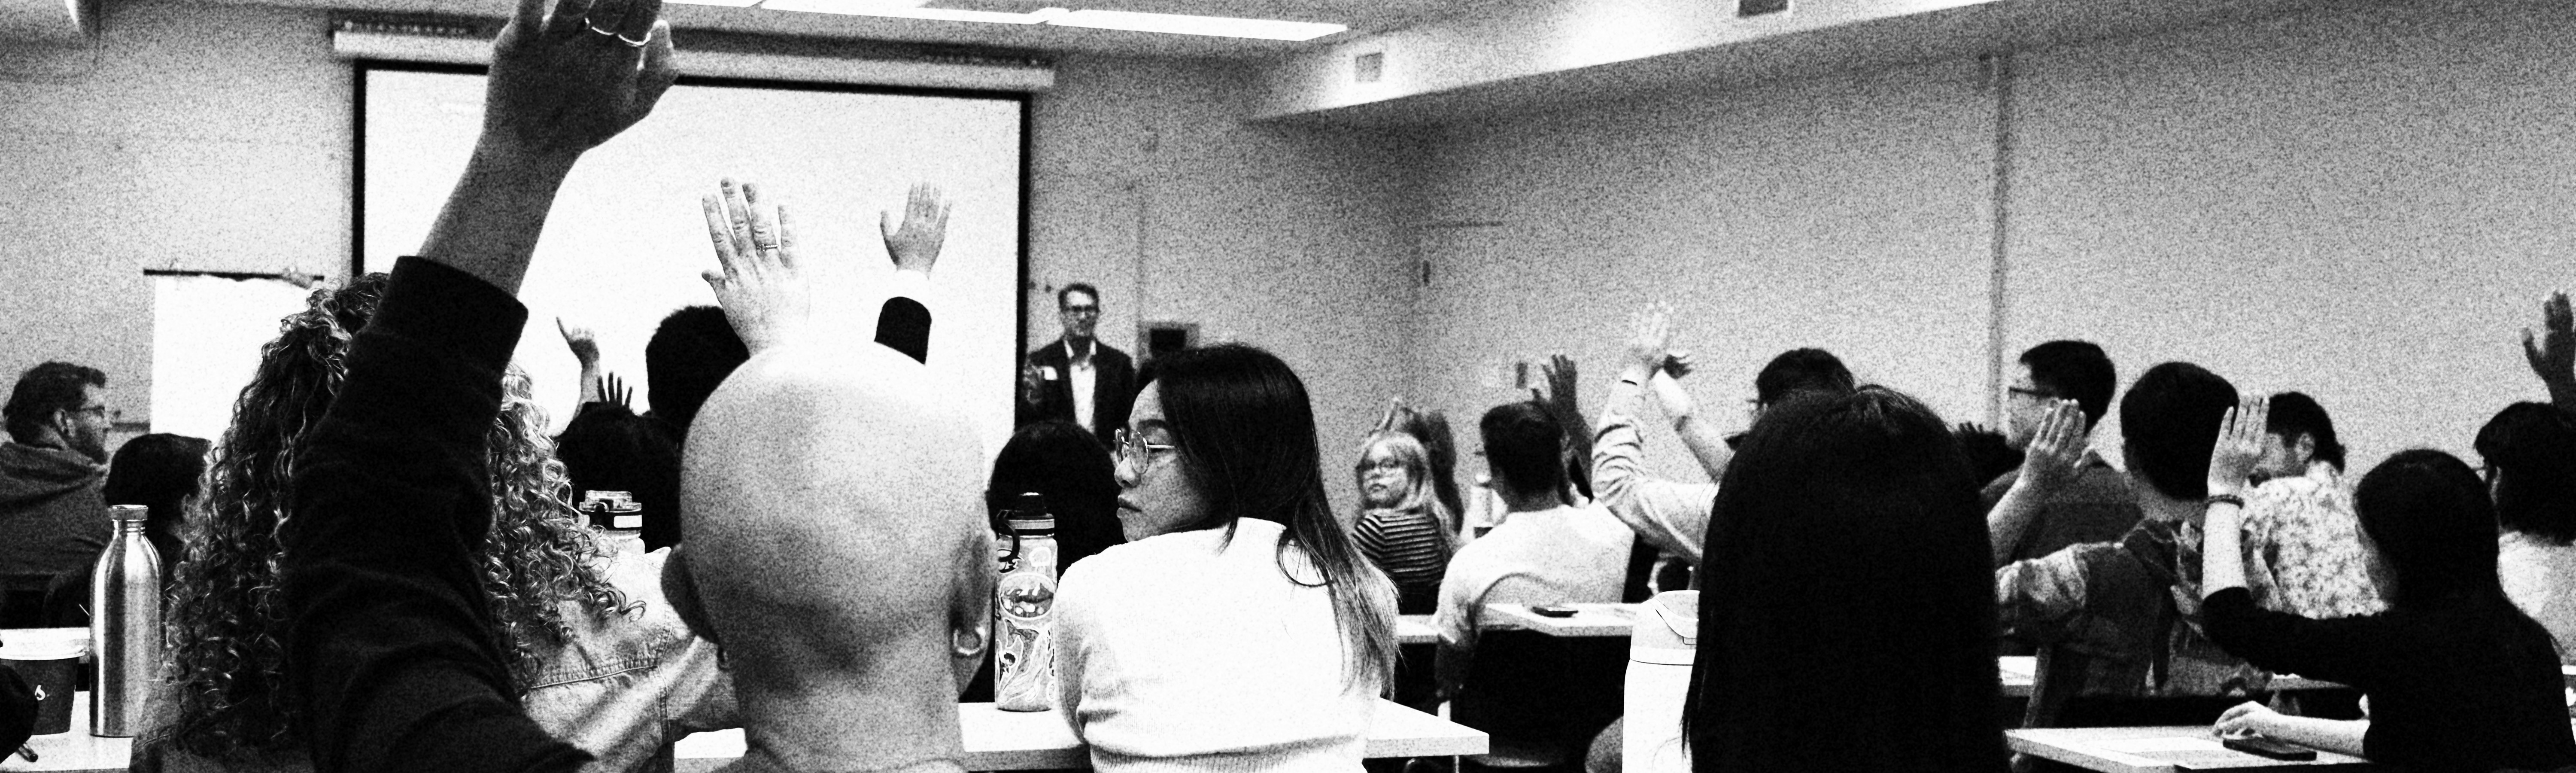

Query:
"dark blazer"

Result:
[[1019, 339, 1136, 446]]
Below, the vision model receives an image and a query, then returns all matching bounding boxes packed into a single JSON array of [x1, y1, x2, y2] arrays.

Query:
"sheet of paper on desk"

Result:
[[2096, 737, 2227, 753], [2093, 736, 2314, 769]]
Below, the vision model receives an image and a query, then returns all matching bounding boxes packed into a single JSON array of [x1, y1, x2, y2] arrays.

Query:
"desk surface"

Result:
[[1996, 657, 2348, 698], [7, 697, 1482, 773], [1397, 614, 1439, 645], [672, 699, 1481, 771], [1483, 603, 1638, 637], [2006, 726, 2373, 772], [9, 694, 126, 773]]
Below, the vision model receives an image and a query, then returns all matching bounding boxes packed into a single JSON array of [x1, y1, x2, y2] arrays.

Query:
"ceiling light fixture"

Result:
[[1044, 9, 1343, 40], [761, 0, 1064, 24], [752, 1, 1345, 40]]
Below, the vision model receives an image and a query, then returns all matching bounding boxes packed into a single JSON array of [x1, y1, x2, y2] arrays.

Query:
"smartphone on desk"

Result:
[[1531, 605, 1580, 618], [2221, 735, 2317, 761]]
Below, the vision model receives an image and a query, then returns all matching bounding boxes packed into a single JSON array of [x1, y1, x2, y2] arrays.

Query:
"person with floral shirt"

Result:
[[2234, 391, 2385, 619]]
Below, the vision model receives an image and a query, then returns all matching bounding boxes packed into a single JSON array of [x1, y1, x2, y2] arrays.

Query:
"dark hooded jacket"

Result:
[[0, 441, 109, 578]]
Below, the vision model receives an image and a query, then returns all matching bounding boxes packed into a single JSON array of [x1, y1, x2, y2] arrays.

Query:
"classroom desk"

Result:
[[1996, 656, 2348, 699], [673, 699, 1486, 771], [1482, 603, 1638, 637], [9, 693, 125, 773], [1397, 614, 1440, 645], [2006, 726, 2373, 771], [6, 696, 1485, 773]]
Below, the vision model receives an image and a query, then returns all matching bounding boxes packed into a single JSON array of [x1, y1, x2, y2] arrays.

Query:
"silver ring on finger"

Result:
[[617, 32, 650, 47], [586, 21, 622, 37]]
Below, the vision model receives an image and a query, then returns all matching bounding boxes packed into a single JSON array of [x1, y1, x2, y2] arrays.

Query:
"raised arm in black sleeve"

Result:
[[278, 257, 591, 773], [2199, 587, 2385, 686], [875, 295, 931, 364]]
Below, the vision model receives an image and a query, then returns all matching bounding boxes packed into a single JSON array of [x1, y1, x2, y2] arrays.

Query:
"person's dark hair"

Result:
[[4, 362, 107, 445], [1057, 283, 1100, 308], [104, 432, 211, 573], [2262, 391, 2345, 473], [1479, 401, 1567, 497], [2019, 341, 2117, 429], [644, 305, 750, 435], [2476, 402, 2576, 545], [554, 404, 686, 551], [1685, 386, 2004, 771], [1953, 423, 2023, 484], [987, 420, 1123, 572], [2353, 449, 2510, 608], [1135, 343, 1396, 690], [1752, 348, 1854, 406], [2117, 362, 2237, 501]]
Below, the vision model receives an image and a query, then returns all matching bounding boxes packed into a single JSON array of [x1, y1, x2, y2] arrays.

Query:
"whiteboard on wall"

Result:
[[148, 274, 317, 442], [357, 65, 1027, 458]]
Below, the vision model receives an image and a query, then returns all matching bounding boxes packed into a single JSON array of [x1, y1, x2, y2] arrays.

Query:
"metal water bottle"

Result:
[[993, 493, 1059, 712], [90, 504, 161, 736]]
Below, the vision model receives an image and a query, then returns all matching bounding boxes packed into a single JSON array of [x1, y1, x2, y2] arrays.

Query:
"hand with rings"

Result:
[[700, 178, 811, 355], [482, 0, 679, 160]]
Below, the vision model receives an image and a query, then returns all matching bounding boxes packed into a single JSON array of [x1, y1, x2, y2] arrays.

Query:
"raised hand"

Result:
[[484, 0, 679, 160], [1624, 304, 1674, 377], [2207, 396, 2270, 498], [2523, 291, 2575, 396], [557, 317, 600, 367], [881, 184, 953, 275], [598, 373, 634, 409], [699, 178, 809, 354], [2018, 400, 2089, 494], [1534, 353, 1583, 425]]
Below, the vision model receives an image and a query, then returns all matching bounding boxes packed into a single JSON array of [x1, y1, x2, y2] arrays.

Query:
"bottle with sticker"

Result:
[[582, 490, 646, 557], [993, 492, 1058, 711]]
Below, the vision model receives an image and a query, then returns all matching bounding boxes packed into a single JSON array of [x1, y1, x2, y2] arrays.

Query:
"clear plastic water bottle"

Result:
[[90, 504, 160, 737], [993, 492, 1058, 712]]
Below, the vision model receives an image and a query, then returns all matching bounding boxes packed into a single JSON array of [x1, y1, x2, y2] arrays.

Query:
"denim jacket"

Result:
[[136, 547, 736, 773], [524, 546, 738, 773]]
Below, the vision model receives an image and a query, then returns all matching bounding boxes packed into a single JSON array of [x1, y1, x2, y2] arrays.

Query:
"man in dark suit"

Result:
[[1019, 283, 1135, 446]]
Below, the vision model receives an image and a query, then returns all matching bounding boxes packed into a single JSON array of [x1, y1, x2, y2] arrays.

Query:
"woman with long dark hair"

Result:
[[1051, 343, 1397, 770], [1683, 386, 2006, 773], [2202, 401, 2576, 773]]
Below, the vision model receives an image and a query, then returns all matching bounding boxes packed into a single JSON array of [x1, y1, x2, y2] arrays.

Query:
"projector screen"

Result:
[[358, 64, 1027, 458]]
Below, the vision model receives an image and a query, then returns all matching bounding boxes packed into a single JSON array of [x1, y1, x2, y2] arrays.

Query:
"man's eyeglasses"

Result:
[[67, 405, 107, 418], [1062, 305, 1101, 316], [1115, 428, 1175, 466]]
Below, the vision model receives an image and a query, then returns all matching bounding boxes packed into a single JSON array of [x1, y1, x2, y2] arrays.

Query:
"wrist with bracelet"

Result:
[[2203, 493, 2245, 510]]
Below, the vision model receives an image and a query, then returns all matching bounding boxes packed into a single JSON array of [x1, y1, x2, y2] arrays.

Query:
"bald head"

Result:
[[679, 343, 994, 771]]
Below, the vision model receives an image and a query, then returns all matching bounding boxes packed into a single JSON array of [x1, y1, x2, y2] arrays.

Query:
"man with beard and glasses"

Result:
[[0, 361, 113, 581]]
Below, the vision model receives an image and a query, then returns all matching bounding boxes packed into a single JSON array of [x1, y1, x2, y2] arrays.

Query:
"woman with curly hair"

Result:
[[140, 274, 734, 773]]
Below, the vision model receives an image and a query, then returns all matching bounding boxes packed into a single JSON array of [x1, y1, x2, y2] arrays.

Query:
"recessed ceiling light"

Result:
[[1044, 9, 1344, 40]]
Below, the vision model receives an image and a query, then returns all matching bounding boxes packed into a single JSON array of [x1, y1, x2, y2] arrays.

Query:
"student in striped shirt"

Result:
[[1352, 430, 1456, 614]]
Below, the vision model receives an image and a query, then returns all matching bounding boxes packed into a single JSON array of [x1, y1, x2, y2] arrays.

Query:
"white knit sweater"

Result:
[[1052, 517, 1378, 772]]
